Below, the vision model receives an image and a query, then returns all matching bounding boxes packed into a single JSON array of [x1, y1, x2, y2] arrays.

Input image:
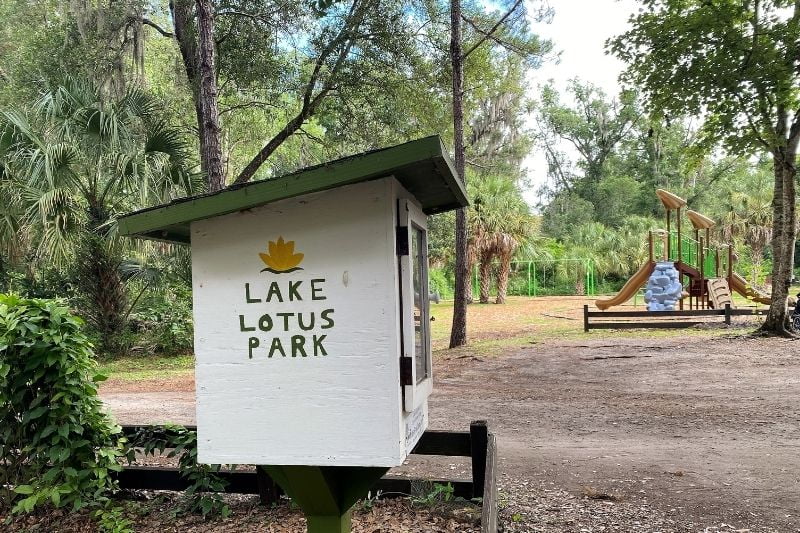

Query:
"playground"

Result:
[[97, 296, 799, 532]]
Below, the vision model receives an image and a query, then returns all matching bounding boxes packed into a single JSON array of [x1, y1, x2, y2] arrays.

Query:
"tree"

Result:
[[195, 0, 225, 191], [448, 0, 551, 347], [0, 79, 195, 353], [468, 175, 531, 303], [449, 0, 468, 345], [609, 0, 800, 335], [720, 167, 774, 286]]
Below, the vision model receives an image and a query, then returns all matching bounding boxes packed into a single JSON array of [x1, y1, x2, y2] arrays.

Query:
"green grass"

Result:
[[101, 295, 764, 381], [98, 354, 194, 381]]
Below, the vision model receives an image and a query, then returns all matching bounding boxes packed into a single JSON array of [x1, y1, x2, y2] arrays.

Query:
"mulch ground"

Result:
[[1, 495, 481, 532]]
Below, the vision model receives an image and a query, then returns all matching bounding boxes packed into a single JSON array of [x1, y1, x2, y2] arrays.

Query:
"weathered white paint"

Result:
[[191, 177, 429, 466]]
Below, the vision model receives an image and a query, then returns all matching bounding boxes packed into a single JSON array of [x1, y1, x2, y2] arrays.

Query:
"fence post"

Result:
[[583, 304, 590, 332], [255, 466, 282, 505], [724, 303, 732, 326], [527, 261, 532, 296], [470, 421, 488, 499]]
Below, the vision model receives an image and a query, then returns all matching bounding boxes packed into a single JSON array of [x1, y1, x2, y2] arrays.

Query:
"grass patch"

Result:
[[98, 354, 194, 382], [431, 296, 760, 356]]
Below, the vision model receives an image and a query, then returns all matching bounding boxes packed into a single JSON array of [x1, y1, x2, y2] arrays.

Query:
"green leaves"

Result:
[[0, 295, 124, 515]]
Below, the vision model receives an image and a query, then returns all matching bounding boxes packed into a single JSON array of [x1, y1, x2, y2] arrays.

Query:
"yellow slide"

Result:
[[595, 262, 656, 310], [730, 273, 771, 305]]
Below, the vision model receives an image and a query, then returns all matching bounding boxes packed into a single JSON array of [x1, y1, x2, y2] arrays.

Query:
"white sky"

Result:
[[522, 0, 640, 207]]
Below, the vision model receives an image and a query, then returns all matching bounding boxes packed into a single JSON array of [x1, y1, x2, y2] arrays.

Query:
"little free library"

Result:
[[118, 136, 468, 532]]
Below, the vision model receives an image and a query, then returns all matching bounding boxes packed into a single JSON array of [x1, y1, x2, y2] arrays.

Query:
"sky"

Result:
[[521, 0, 640, 207]]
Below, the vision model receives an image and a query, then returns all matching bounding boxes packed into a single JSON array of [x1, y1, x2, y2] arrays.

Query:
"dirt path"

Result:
[[101, 334, 800, 532]]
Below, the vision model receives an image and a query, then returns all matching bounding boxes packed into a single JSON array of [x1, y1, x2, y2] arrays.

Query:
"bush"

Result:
[[0, 294, 124, 513], [429, 267, 454, 300], [126, 425, 230, 518], [129, 285, 193, 355]]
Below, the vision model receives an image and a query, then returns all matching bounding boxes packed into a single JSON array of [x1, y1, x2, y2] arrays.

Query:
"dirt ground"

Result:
[[100, 298, 800, 532]]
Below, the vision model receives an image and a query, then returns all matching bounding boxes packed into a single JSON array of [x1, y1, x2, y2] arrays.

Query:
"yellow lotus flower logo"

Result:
[[259, 237, 304, 274]]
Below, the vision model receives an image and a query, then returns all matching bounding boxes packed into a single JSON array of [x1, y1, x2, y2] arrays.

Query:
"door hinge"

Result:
[[396, 226, 409, 256], [400, 357, 413, 386]]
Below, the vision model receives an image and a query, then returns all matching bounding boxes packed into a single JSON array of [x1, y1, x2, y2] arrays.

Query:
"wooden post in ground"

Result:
[[256, 466, 281, 505], [470, 421, 489, 500], [480, 433, 498, 533], [725, 304, 732, 325], [583, 305, 590, 332]]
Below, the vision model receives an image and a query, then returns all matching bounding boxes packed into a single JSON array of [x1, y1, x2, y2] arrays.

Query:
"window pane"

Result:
[[412, 226, 430, 384]]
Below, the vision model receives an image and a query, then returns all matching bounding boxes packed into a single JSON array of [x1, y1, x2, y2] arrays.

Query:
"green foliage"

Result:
[[129, 284, 194, 355], [608, 0, 800, 156], [126, 425, 230, 518], [412, 482, 455, 507], [93, 504, 134, 533], [0, 294, 124, 514], [428, 267, 454, 300]]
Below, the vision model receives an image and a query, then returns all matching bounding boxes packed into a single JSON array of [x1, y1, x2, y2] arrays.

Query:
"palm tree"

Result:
[[720, 178, 773, 286], [0, 78, 197, 353], [468, 175, 532, 304]]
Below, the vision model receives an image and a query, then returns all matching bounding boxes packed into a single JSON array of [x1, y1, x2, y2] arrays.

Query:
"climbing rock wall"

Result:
[[644, 262, 683, 311]]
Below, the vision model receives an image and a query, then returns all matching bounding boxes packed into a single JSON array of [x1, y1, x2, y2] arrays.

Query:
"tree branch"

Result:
[[231, 0, 371, 186], [140, 17, 174, 38], [461, 12, 527, 57], [461, 0, 523, 60]]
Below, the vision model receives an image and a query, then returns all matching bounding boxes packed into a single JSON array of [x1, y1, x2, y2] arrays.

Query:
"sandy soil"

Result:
[[100, 331, 800, 532]]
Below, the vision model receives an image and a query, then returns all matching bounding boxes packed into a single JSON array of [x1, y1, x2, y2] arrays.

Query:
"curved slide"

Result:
[[595, 262, 655, 311], [730, 273, 771, 305]]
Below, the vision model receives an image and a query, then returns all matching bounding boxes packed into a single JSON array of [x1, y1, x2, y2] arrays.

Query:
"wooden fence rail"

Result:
[[117, 420, 498, 532], [584, 304, 768, 332]]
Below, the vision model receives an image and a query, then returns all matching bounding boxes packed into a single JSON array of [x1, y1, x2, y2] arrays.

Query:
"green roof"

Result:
[[118, 136, 467, 244]]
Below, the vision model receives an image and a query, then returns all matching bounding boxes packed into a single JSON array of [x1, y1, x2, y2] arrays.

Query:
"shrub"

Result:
[[429, 267, 454, 300], [126, 425, 229, 517], [129, 285, 193, 355], [0, 294, 124, 513]]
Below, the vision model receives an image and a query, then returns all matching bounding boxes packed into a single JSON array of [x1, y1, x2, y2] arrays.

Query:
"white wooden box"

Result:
[[190, 177, 430, 467]]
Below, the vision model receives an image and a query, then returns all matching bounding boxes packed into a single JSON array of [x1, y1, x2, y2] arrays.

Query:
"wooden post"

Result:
[[648, 231, 654, 263], [480, 433, 498, 533], [715, 248, 721, 278], [677, 207, 682, 263], [583, 305, 590, 332], [728, 245, 734, 291], [666, 210, 671, 259], [699, 237, 705, 309], [724, 303, 732, 325], [256, 466, 281, 505], [470, 421, 488, 500]]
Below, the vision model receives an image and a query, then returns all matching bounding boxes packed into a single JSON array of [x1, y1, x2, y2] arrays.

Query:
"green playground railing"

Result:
[[472, 258, 597, 297], [656, 230, 728, 279]]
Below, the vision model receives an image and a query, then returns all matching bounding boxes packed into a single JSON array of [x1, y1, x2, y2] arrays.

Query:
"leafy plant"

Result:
[[93, 504, 134, 533], [129, 284, 194, 355], [0, 294, 125, 514], [126, 425, 230, 518], [411, 482, 455, 507]]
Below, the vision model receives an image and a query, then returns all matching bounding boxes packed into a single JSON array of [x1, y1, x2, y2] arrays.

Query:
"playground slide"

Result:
[[730, 273, 771, 305], [595, 262, 655, 310]]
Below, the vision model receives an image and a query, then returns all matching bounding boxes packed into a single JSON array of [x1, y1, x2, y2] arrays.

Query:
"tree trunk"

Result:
[[195, 0, 225, 192], [449, 0, 468, 348], [170, 1, 207, 182], [495, 256, 511, 304], [479, 253, 492, 304], [75, 234, 128, 356], [761, 151, 797, 334]]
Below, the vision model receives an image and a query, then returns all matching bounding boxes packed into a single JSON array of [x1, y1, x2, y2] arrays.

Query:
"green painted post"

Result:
[[263, 465, 388, 533], [527, 261, 532, 296]]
